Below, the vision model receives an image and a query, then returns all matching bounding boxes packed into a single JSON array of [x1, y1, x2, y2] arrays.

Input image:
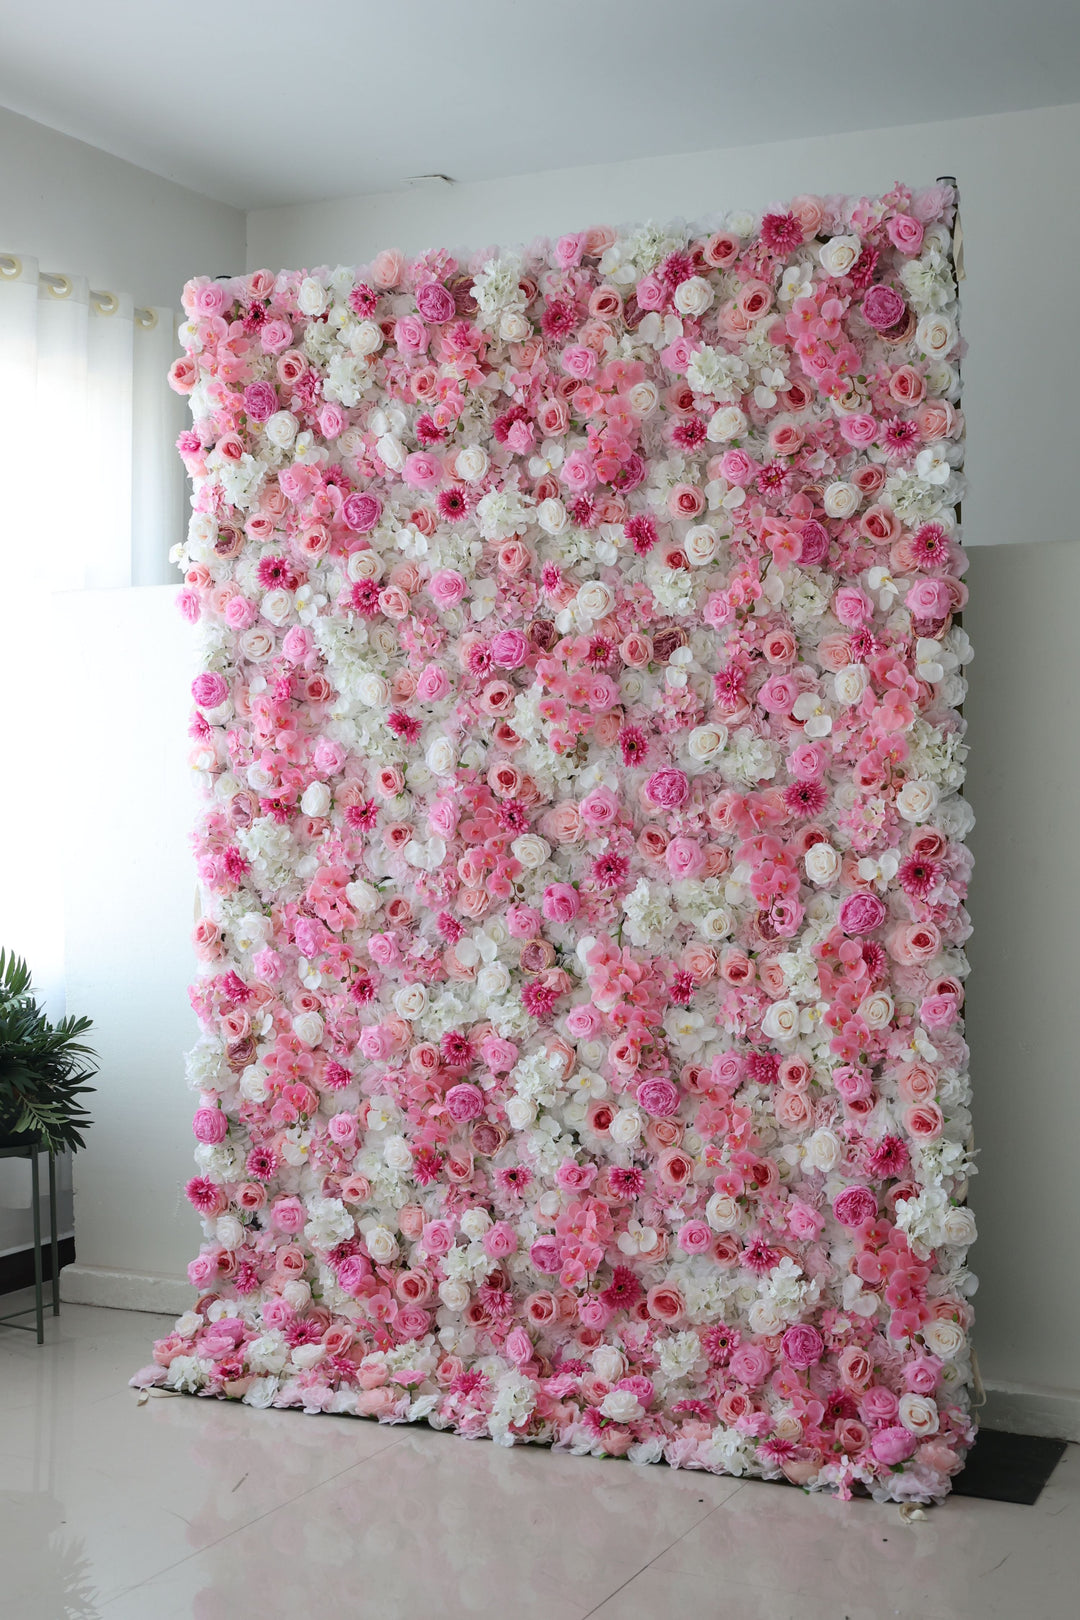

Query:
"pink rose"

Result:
[[480, 1035, 518, 1072], [270, 1196, 306, 1234], [728, 1343, 772, 1387], [482, 1221, 518, 1258], [530, 1236, 561, 1273], [561, 345, 597, 380], [359, 1024, 394, 1060], [834, 586, 873, 627], [905, 1102, 944, 1140], [506, 904, 542, 938], [490, 629, 529, 669], [422, 1220, 454, 1256], [243, 381, 277, 422], [578, 785, 619, 829], [403, 451, 442, 490], [565, 1004, 602, 1039], [677, 1220, 712, 1254], [757, 674, 799, 714], [428, 569, 467, 609], [415, 662, 450, 701], [445, 1083, 485, 1123], [906, 578, 952, 619], [799, 520, 830, 564], [666, 836, 705, 880], [920, 992, 958, 1030], [838, 893, 887, 935], [542, 883, 580, 924], [886, 214, 925, 254], [871, 1425, 917, 1465]]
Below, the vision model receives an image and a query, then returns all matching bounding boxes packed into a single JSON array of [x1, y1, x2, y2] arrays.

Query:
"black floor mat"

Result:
[[951, 1427, 1068, 1504]]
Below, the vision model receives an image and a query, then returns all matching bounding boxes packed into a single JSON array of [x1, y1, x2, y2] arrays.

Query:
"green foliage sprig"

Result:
[[0, 950, 96, 1154]]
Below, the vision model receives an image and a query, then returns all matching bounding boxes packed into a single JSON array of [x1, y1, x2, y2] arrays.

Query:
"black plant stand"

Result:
[[0, 1139, 59, 1343]]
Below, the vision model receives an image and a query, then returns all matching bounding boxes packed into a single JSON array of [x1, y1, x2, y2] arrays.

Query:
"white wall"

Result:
[[249, 100, 1080, 558]]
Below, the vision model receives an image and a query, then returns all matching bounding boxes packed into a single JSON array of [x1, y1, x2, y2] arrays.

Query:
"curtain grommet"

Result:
[[43, 272, 73, 300], [0, 254, 23, 280]]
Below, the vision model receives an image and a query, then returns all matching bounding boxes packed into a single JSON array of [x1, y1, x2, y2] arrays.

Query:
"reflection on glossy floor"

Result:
[[0, 1296, 1076, 1620]]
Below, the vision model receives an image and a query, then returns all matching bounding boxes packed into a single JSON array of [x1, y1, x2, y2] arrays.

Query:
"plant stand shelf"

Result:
[[0, 1140, 59, 1343]]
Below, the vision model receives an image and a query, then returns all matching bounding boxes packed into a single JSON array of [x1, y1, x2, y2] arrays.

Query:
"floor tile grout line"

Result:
[[96, 1425, 410, 1610], [578, 1483, 749, 1619]]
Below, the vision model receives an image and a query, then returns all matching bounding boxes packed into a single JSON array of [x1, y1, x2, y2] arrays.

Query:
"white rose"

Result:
[[376, 433, 406, 472], [706, 1192, 741, 1231], [942, 1206, 977, 1247], [600, 1388, 645, 1423], [499, 310, 531, 342], [922, 1319, 966, 1358], [393, 983, 428, 1020], [347, 549, 383, 581], [383, 1135, 413, 1172], [176, 1311, 203, 1338], [456, 445, 489, 483], [281, 1279, 311, 1312], [609, 1107, 643, 1146], [357, 673, 391, 708], [804, 843, 841, 885], [365, 1226, 399, 1264], [511, 834, 550, 869], [700, 906, 732, 941], [348, 320, 383, 356], [898, 1393, 939, 1437], [916, 313, 956, 359], [805, 1127, 842, 1172], [297, 276, 328, 316], [673, 275, 714, 317], [439, 1279, 471, 1311], [425, 735, 457, 776], [823, 481, 860, 519], [684, 524, 718, 566], [834, 664, 869, 706], [345, 879, 379, 915], [264, 410, 298, 448], [537, 497, 568, 535], [290, 1342, 326, 1370], [858, 992, 894, 1031], [300, 781, 331, 818], [477, 962, 511, 999], [707, 405, 748, 442], [576, 580, 615, 621], [460, 1207, 491, 1240], [292, 1011, 324, 1048], [592, 1346, 627, 1383], [626, 380, 659, 417], [819, 235, 861, 276], [506, 1096, 536, 1130], [215, 1215, 245, 1249], [688, 724, 727, 762], [761, 999, 800, 1043], [896, 778, 939, 823], [259, 589, 293, 626]]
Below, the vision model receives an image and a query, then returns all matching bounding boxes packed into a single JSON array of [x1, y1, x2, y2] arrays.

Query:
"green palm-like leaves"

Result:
[[0, 950, 96, 1154]]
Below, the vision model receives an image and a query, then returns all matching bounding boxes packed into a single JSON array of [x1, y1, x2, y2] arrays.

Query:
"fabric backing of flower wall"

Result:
[[135, 183, 977, 1503]]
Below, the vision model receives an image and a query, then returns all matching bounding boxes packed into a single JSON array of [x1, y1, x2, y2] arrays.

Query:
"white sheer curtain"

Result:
[[0, 254, 183, 1253]]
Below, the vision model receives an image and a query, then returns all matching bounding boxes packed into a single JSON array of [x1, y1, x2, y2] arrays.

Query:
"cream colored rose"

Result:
[[685, 524, 719, 566], [537, 497, 568, 535], [609, 1107, 643, 1146], [297, 276, 328, 316], [292, 1011, 324, 1047], [896, 779, 939, 823], [922, 1319, 966, 1358], [376, 433, 406, 472], [460, 1206, 491, 1239], [805, 1127, 842, 1172], [365, 1226, 399, 1264], [393, 983, 428, 1020], [833, 664, 868, 707], [357, 673, 391, 708], [259, 589, 293, 626], [383, 1135, 413, 1172], [688, 723, 727, 762], [216, 1214, 245, 1249], [706, 1192, 741, 1231], [264, 410, 298, 448], [707, 405, 748, 442], [805, 843, 841, 885], [673, 275, 714, 317], [700, 906, 733, 941], [456, 444, 490, 483], [300, 781, 331, 818], [511, 834, 551, 869], [898, 1393, 939, 1436], [592, 1345, 627, 1383], [507, 1096, 537, 1130], [477, 962, 511, 999], [347, 548, 383, 581], [439, 1279, 471, 1311], [600, 1388, 645, 1423], [916, 312, 956, 359], [824, 481, 860, 519], [425, 735, 457, 776], [626, 380, 659, 417], [348, 320, 383, 356], [345, 879, 379, 915], [942, 1206, 977, 1247], [500, 311, 531, 342], [858, 991, 895, 1031], [819, 235, 861, 276], [761, 999, 800, 1042], [576, 580, 615, 621]]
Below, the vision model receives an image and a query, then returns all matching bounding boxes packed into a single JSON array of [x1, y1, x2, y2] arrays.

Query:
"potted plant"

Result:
[[0, 951, 96, 1153]]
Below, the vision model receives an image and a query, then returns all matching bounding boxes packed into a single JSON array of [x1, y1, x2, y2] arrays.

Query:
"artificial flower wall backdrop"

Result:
[[136, 183, 976, 1503]]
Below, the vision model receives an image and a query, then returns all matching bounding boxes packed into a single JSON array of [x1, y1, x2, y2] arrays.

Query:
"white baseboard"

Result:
[[981, 1380, 1080, 1442], [59, 1264, 191, 1316]]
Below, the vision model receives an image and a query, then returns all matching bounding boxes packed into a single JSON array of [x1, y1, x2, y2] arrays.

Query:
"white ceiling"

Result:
[[2, 0, 1079, 211]]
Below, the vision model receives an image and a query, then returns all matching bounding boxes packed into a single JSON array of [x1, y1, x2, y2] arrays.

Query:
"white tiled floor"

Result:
[[0, 1294, 1076, 1620]]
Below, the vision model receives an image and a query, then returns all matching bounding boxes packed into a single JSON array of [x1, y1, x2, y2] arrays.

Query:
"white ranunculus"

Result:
[[609, 1107, 643, 1146], [393, 983, 428, 1020], [290, 1342, 326, 1371], [348, 320, 383, 356], [819, 235, 861, 276], [292, 1011, 324, 1048], [365, 1225, 399, 1264], [804, 843, 841, 885], [673, 275, 714, 317], [297, 276, 328, 316], [376, 433, 407, 472], [896, 778, 939, 823], [761, 999, 800, 1042], [357, 673, 391, 708], [834, 664, 869, 706], [823, 481, 860, 519], [537, 497, 568, 535], [688, 723, 727, 762], [216, 1215, 245, 1250], [804, 1127, 842, 1172], [706, 1192, 741, 1231], [264, 410, 298, 448], [425, 735, 457, 776], [684, 524, 719, 566], [511, 834, 550, 869], [300, 781, 331, 818], [575, 580, 615, 621], [707, 405, 748, 442], [456, 444, 489, 483], [601, 1387, 645, 1423], [281, 1279, 311, 1312], [898, 1394, 939, 1437]]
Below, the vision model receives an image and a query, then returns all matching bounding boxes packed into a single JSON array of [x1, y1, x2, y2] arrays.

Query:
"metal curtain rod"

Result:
[[0, 253, 158, 328]]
